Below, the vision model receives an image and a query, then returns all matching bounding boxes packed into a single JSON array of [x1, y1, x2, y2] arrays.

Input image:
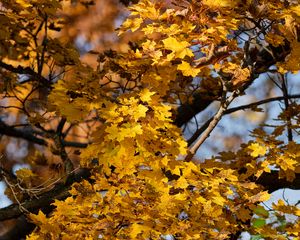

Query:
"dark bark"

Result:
[[0, 120, 47, 146], [256, 171, 300, 193], [0, 216, 35, 240], [0, 61, 51, 88], [174, 92, 214, 127], [0, 120, 88, 148], [0, 168, 91, 222]]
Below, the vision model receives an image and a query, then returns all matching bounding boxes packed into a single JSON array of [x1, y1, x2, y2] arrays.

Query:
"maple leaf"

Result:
[[119, 17, 143, 34], [139, 89, 155, 103], [278, 41, 300, 73], [203, 0, 239, 8], [29, 211, 48, 225], [177, 61, 201, 77], [163, 37, 194, 60], [15, 168, 37, 179], [252, 218, 266, 228], [249, 191, 271, 203], [248, 143, 267, 157], [16, 0, 32, 8], [232, 67, 250, 87], [129, 223, 147, 238], [132, 104, 148, 121], [276, 155, 297, 171]]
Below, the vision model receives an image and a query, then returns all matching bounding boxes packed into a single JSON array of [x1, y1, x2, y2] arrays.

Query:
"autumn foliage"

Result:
[[0, 0, 300, 239]]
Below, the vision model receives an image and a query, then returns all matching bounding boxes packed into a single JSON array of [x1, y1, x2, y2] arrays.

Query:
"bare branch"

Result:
[[56, 117, 67, 135], [0, 168, 91, 221], [0, 120, 47, 146], [194, 44, 229, 67], [280, 74, 293, 142], [0, 120, 89, 148], [61, 140, 88, 148], [185, 89, 239, 161], [0, 61, 51, 88], [187, 94, 300, 146]]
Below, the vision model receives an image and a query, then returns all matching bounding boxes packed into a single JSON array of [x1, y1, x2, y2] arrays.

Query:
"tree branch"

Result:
[[0, 168, 91, 221], [281, 74, 293, 142], [0, 61, 51, 88], [0, 120, 47, 146], [0, 120, 88, 148], [194, 45, 229, 67], [187, 94, 300, 146], [256, 171, 300, 193], [0, 216, 35, 240], [174, 91, 216, 127], [56, 117, 67, 135], [185, 89, 238, 161], [61, 140, 88, 148]]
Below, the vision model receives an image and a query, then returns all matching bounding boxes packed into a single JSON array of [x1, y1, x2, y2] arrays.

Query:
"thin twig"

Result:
[[194, 44, 229, 67], [56, 117, 67, 134], [38, 15, 48, 75], [3, 175, 30, 214], [0, 61, 50, 87], [280, 73, 293, 142], [187, 93, 300, 146], [185, 88, 239, 161], [0, 119, 89, 148], [0, 168, 91, 221]]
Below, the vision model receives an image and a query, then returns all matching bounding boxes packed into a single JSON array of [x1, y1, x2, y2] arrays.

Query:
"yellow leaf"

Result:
[[105, 124, 120, 140], [291, 5, 300, 16], [105, 123, 143, 142], [174, 193, 187, 200], [266, 33, 285, 47], [29, 211, 48, 225], [16, 0, 32, 8], [249, 191, 270, 203], [203, 0, 238, 8], [139, 89, 155, 103], [248, 143, 267, 157], [133, 49, 142, 58], [120, 17, 143, 34], [232, 67, 250, 86], [130, 223, 144, 238], [177, 61, 201, 77], [212, 195, 226, 206], [174, 176, 189, 188], [133, 104, 148, 121], [278, 41, 300, 72], [276, 155, 297, 171], [162, 37, 193, 60], [196, 196, 207, 203], [15, 168, 37, 179]]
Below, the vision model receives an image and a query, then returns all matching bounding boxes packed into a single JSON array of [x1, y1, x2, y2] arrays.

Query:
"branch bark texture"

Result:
[[0, 168, 91, 221]]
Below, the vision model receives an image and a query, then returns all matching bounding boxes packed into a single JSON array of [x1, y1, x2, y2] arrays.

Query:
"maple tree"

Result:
[[0, 0, 300, 239]]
